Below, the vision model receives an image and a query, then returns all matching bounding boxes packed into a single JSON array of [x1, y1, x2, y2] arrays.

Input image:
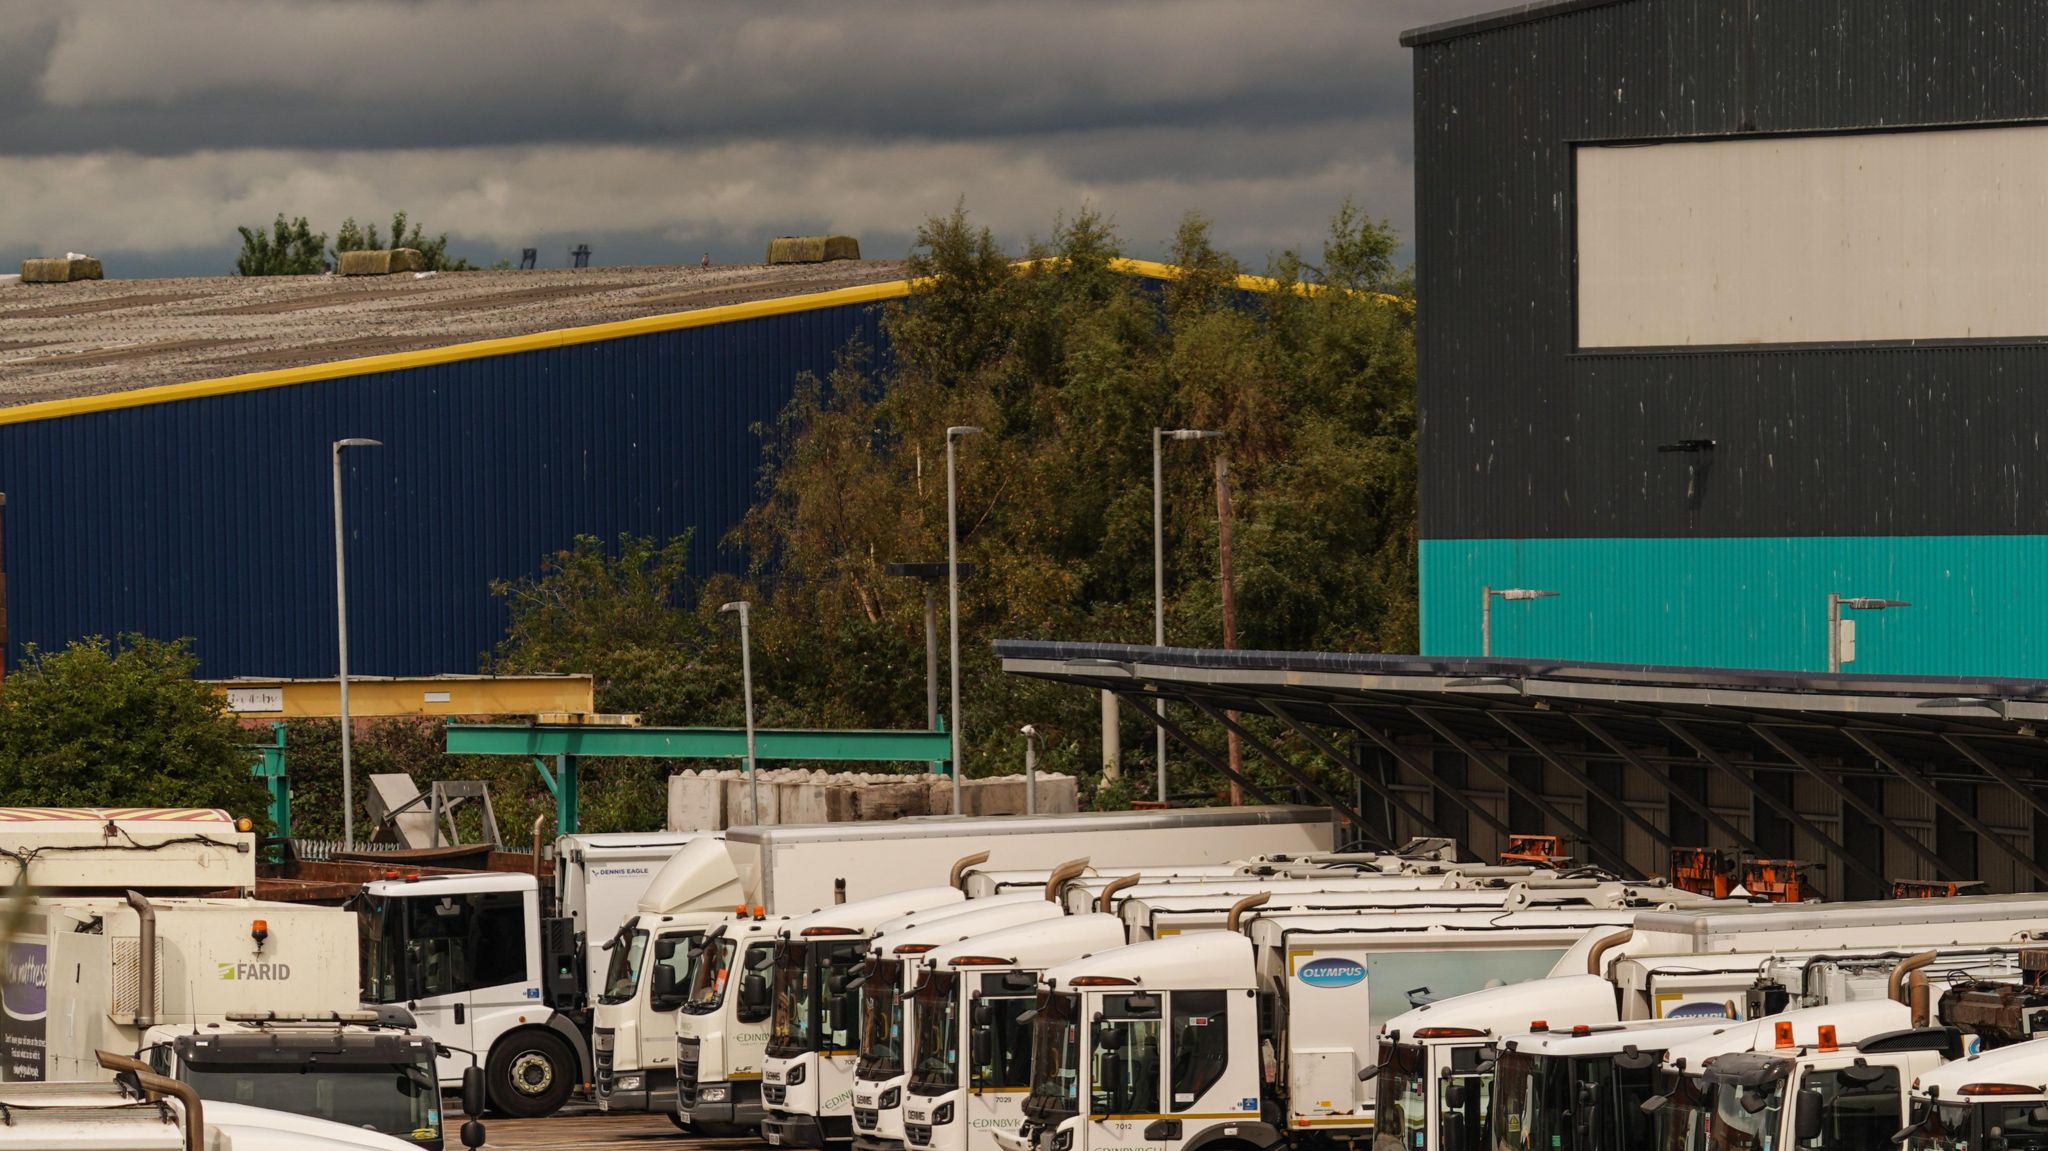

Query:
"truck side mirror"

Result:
[[972, 1002, 992, 1028], [972, 1030, 994, 1068], [1093, 1022, 1126, 1052], [2033, 1105, 2048, 1125], [1357, 1065, 1378, 1083], [1002, 971, 1037, 991], [1444, 1114, 1467, 1151], [1795, 1087, 1824, 1142], [461, 1065, 486, 1118], [1144, 1120, 1182, 1141], [1444, 1082, 1466, 1110], [1124, 993, 1160, 1017], [652, 964, 681, 1008], [740, 973, 772, 1017]]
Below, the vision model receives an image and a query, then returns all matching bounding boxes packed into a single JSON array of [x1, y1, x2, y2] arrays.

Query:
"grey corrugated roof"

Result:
[[1400, 0, 1637, 48]]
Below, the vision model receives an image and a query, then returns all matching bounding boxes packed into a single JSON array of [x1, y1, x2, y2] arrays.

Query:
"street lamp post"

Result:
[[1828, 594, 1911, 673], [718, 601, 760, 825], [331, 437, 382, 849], [946, 425, 982, 816], [1481, 586, 1560, 657], [1020, 724, 1040, 815], [1153, 427, 1221, 804]]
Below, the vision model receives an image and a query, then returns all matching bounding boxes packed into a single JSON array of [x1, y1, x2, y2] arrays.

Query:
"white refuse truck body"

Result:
[[592, 837, 744, 1112], [904, 914, 1131, 1151], [1117, 880, 1708, 941], [554, 831, 706, 993], [850, 898, 1068, 1151], [727, 808, 1334, 912]]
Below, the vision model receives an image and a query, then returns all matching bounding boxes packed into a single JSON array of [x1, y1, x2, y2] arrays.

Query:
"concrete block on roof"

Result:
[[338, 248, 426, 276], [21, 256, 103, 283], [766, 235, 860, 264]]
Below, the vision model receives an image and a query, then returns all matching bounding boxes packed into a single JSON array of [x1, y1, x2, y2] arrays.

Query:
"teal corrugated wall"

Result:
[[1419, 536, 2048, 676]]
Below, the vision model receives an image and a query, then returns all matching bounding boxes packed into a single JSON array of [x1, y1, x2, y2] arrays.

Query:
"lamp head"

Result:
[[1497, 588, 1561, 601], [947, 425, 983, 440], [1166, 428, 1221, 442], [718, 600, 748, 614], [333, 437, 382, 450]]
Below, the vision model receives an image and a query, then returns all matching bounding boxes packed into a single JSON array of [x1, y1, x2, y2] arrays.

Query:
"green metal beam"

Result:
[[445, 723, 953, 764]]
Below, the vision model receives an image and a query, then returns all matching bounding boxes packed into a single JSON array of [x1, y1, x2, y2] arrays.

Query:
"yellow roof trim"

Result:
[[0, 259, 1405, 428]]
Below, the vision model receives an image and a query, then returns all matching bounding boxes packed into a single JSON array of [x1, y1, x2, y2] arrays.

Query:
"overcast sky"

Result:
[[1, 1, 1504, 278]]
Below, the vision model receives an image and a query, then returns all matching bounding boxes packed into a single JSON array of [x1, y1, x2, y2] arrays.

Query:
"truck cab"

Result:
[[850, 897, 1065, 1151], [904, 914, 1130, 1151], [355, 872, 584, 1118], [759, 888, 968, 1148], [1899, 1036, 2048, 1150], [675, 910, 790, 1135], [1016, 932, 1266, 1151], [1465, 1017, 1748, 1151], [1645, 999, 1937, 1151], [591, 837, 742, 1113], [141, 1018, 452, 1149]]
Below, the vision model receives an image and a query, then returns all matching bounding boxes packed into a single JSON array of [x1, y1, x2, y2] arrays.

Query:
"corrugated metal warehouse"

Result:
[[0, 264, 908, 677], [1405, 0, 2048, 677]]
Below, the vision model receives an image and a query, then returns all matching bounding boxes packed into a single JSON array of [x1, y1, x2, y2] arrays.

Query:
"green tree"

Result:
[[234, 214, 328, 276], [0, 636, 273, 829], [333, 210, 477, 271], [487, 201, 1418, 816], [488, 533, 732, 725]]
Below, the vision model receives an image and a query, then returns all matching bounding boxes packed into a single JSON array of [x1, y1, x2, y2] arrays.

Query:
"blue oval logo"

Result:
[[1297, 958, 1365, 989]]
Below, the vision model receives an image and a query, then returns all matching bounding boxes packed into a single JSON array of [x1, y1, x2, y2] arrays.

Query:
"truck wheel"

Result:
[[486, 1029, 576, 1118]]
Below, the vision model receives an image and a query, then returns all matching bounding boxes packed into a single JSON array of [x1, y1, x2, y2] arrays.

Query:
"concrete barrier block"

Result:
[[668, 771, 728, 831], [854, 777, 931, 821], [724, 774, 779, 827]]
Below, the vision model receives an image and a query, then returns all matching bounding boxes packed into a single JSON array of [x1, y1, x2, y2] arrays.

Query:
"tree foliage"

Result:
[[234, 214, 328, 276], [0, 636, 273, 828], [492, 201, 1417, 809], [332, 210, 477, 272], [234, 209, 478, 274]]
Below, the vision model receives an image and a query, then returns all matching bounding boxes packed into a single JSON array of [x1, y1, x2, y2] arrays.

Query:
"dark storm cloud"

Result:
[[0, 0, 1506, 274]]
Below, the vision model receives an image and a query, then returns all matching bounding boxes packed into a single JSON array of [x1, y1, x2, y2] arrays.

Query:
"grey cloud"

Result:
[[0, 0, 1506, 276]]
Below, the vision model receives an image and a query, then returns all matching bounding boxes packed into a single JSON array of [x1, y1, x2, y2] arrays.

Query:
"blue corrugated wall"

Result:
[[0, 302, 887, 677]]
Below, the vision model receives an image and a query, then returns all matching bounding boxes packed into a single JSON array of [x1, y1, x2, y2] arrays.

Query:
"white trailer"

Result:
[[849, 899, 1067, 1151], [726, 808, 1334, 912], [903, 915, 1130, 1151], [554, 831, 706, 994]]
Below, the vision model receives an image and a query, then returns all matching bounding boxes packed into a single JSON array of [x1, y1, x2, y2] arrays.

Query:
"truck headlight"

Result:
[[700, 1086, 730, 1103], [787, 1063, 807, 1086], [880, 1087, 902, 1110], [933, 1102, 955, 1126], [1052, 1127, 1074, 1151], [618, 1075, 643, 1091]]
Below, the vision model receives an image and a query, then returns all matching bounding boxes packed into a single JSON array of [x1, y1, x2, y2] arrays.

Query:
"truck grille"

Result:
[[764, 1084, 787, 1106], [855, 1108, 879, 1130], [906, 1124, 932, 1146], [676, 1037, 701, 1108]]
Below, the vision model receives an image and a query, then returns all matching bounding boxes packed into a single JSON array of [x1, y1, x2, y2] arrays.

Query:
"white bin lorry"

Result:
[[1899, 1035, 2048, 1150], [350, 832, 703, 1117], [670, 909, 797, 1132], [753, 889, 974, 1146], [903, 914, 1131, 1151], [849, 898, 1068, 1151], [0, 809, 456, 1146]]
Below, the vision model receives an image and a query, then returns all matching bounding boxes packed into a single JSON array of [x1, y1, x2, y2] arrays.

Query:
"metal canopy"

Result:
[[445, 723, 953, 837], [996, 641, 2048, 894]]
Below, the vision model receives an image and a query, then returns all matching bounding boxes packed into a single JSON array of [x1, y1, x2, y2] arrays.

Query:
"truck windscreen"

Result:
[[600, 927, 649, 1004], [857, 958, 906, 1079], [909, 973, 959, 1095], [1023, 992, 1080, 1123], [358, 889, 528, 1004], [180, 1059, 439, 1144]]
